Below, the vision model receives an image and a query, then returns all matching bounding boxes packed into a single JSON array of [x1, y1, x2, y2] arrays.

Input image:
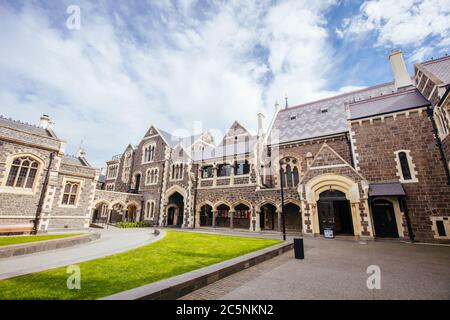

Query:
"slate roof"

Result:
[[191, 138, 257, 161], [420, 56, 450, 85], [157, 128, 202, 149], [0, 115, 57, 138], [61, 155, 92, 167], [349, 88, 430, 120], [268, 82, 396, 144]]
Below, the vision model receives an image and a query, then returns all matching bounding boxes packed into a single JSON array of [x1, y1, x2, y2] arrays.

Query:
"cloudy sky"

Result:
[[0, 0, 449, 168]]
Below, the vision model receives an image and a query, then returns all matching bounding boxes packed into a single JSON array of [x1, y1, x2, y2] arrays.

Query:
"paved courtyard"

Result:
[[180, 237, 450, 300]]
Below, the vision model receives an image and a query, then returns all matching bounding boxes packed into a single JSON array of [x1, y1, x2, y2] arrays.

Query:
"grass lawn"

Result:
[[0, 233, 81, 247], [0, 230, 281, 300]]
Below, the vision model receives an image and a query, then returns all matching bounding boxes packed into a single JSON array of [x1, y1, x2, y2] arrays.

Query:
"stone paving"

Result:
[[180, 237, 450, 300]]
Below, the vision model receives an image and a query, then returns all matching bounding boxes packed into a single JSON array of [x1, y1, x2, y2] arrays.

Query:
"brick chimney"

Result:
[[389, 50, 412, 90], [39, 114, 54, 131]]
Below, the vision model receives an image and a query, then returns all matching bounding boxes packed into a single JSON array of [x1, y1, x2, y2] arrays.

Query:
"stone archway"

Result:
[[259, 202, 278, 231], [304, 174, 369, 238], [166, 192, 184, 227]]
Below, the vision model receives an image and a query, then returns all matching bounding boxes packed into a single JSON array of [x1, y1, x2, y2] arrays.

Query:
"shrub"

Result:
[[115, 221, 152, 228]]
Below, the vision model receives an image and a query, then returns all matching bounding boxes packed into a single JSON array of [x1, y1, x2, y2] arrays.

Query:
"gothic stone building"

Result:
[[96, 51, 450, 243], [0, 115, 98, 233]]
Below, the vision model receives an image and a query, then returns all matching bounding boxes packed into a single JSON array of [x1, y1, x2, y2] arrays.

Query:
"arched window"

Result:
[[398, 152, 412, 180], [279, 157, 300, 188], [146, 168, 159, 185], [143, 144, 156, 163], [6, 156, 40, 189], [170, 163, 184, 180], [61, 181, 80, 206]]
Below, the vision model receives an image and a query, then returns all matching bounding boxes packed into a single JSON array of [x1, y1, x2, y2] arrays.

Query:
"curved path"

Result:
[[0, 227, 165, 280]]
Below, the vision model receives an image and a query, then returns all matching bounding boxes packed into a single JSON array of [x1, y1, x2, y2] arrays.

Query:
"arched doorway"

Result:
[[317, 190, 353, 236], [126, 204, 137, 222], [199, 204, 213, 227], [167, 192, 184, 227], [371, 199, 399, 238], [284, 202, 302, 231], [260, 203, 277, 230], [110, 203, 124, 223], [216, 204, 230, 228], [233, 203, 251, 229], [92, 201, 109, 223]]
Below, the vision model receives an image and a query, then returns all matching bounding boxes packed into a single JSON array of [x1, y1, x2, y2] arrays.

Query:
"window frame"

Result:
[[0, 154, 43, 195], [59, 177, 83, 208], [394, 150, 418, 183]]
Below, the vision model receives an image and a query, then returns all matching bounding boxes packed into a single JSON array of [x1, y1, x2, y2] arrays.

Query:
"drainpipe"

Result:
[[345, 132, 355, 168], [33, 152, 55, 234], [426, 105, 450, 185]]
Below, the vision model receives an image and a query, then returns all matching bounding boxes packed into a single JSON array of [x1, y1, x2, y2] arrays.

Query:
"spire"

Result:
[[284, 94, 288, 109], [77, 140, 86, 158]]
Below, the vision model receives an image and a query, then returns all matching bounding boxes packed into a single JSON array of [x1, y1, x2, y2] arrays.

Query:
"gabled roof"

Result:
[[268, 82, 396, 144], [61, 155, 93, 167], [349, 87, 429, 120], [417, 55, 450, 86], [0, 115, 58, 139]]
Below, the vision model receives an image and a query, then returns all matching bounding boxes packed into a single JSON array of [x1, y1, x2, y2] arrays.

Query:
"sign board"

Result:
[[324, 228, 334, 239]]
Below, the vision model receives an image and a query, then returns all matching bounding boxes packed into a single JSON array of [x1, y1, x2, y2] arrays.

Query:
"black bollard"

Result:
[[294, 238, 304, 259]]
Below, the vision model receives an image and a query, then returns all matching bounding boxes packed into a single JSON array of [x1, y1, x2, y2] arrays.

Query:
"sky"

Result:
[[0, 0, 449, 168]]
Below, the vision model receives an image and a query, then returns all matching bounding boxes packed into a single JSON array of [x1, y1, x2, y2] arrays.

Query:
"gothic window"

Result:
[[202, 165, 214, 178], [143, 144, 155, 163], [234, 160, 250, 175], [279, 157, 300, 188], [107, 164, 118, 179], [395, 150, 417, 182], [146, 200, 155, 219], [6, 156, 40, 189], [106, 183, 115, 191], [217, 164, 232, 177], [61, 181, 80, 206], [170, 163, 184, 180], [398, 152, 412, 180], [146, 168, 159, 185]]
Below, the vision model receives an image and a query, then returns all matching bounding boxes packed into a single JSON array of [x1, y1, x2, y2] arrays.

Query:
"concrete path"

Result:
[[0, 227, 164, 280], [180, 237, 450, 300]]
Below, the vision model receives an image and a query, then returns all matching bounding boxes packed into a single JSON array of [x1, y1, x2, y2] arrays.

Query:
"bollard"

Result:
[[294, 238, 304, 259]]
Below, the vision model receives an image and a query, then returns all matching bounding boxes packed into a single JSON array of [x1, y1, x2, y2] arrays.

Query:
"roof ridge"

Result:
[[420, 54, 450, 65], [0, 114, 41, 129], [280, 81, 395, 112], [348, 87, 416, 106]]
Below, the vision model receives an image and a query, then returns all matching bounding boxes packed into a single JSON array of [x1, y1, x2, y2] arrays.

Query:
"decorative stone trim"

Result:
[[394, 150, 419, 183]]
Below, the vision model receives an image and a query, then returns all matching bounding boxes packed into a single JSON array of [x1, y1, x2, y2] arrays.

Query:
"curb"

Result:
[[102, 240, 293, 300], [0, 233, 101, 259]]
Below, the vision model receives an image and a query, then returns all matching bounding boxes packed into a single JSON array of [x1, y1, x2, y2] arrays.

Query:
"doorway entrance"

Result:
[[167, 192, 184, 227], [317, 190, 353, 235], [371, 199, 399, 238], [260, 203, 277, 230]]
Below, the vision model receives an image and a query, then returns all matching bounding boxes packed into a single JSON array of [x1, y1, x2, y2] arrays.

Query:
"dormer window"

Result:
[[290, 115, 297, 120], [320, 108, 328, 114]]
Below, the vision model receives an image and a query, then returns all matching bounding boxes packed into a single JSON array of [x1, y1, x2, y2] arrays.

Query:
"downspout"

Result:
[[426, 105, 450, 185], [33, 152, 55, 234], [192, 163, 199, 229]]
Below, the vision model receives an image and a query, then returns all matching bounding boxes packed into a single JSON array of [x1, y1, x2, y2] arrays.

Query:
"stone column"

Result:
[[212, 210, 217, 228], [277, 210, 282, 232], [255, 210, 261, 232], [229, 210, 235, 229]]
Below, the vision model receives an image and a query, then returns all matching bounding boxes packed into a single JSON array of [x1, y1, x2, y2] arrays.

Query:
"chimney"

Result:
[[257, 112, 265, 136], [389, 50, 412, 90], [39, 114, 54, 131]]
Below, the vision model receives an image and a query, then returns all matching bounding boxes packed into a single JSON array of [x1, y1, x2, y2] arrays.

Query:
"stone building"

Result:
[[98, 51, 450, 243], [0, 115, 98, 233]]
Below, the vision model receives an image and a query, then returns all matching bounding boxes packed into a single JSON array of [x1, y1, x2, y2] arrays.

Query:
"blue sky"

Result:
[[0, 0, 449, 168]]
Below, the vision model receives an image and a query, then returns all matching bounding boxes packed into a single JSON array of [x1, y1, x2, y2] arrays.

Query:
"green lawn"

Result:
[[0, 230, 281, 300], [0, 233, 81, 247]]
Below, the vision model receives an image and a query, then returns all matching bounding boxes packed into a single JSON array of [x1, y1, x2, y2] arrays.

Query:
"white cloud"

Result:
[[340, 0, 450, 48], [0, 0, 351, 167]]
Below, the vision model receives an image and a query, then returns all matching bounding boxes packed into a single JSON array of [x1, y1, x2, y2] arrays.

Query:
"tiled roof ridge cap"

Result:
[[348, 87, 417, 106], [280, 81, 395, 113], [419, 54, 450, 66]]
